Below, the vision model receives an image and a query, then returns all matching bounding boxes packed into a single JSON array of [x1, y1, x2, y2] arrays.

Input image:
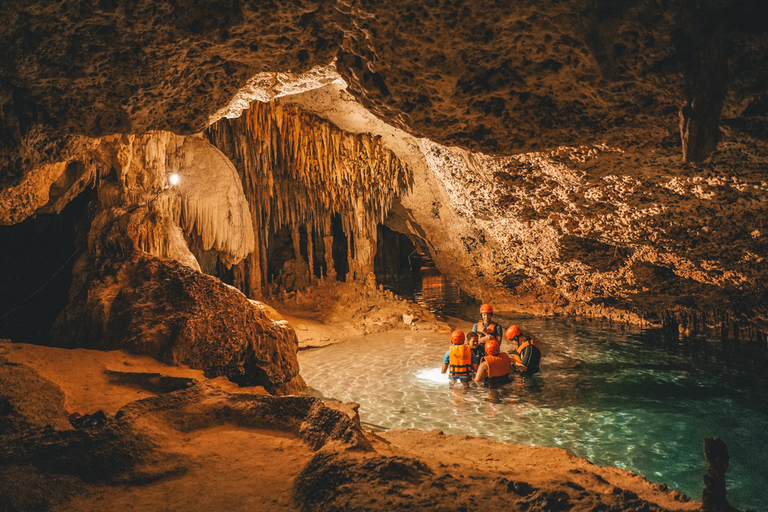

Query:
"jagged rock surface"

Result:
[[293, 438, 687, 512], [2, 1, 768, 344], [3, 0, 768, 176], [0, 363, 371, 512], [51, 251, 300, 394]]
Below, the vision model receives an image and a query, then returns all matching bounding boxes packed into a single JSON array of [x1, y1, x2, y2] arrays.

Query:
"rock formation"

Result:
[[3, 4, 766, 510], [2, 0, 767, 349], [51, 252, 301, 394], [205, 99, 412, 297], [702, 437, 738, 512]]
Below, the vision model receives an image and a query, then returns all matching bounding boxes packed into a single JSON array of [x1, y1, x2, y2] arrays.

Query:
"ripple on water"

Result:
[[298, 321, 768, 511]]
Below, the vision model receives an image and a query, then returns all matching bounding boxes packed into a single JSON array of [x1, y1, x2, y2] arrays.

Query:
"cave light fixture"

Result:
[[166, 172, 180, 188]]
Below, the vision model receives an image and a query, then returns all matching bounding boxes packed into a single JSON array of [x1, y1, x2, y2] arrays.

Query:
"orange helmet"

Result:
[[485, 339, 501, 356], [451, 330, 465, 345], [506, 325, 522, 340], [480, 304, 493, 314]]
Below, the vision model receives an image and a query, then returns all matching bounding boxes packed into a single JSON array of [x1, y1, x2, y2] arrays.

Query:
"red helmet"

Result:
[[451, 330, 465, 345], [506, 325, 522, 340], [480, 304, 493, 314], [485, 339, 501, 355]]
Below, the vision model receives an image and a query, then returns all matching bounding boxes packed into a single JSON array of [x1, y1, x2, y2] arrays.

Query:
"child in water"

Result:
[[467, 331, 485, 370]]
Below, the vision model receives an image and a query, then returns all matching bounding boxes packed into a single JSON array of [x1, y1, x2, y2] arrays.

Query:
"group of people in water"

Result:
[[441, 304, 542, 386]]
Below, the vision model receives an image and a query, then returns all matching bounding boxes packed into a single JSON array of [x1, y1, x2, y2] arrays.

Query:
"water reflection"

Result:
[[415, 266, 461, 316], [298, 319, 768, 511]]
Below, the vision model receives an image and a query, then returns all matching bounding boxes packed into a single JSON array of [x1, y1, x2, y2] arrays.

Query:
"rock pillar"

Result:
[[702, 437, 735, 512]]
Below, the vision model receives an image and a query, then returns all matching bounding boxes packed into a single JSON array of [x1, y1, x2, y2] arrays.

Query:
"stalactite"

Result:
[[306, 223, 315, 284], [205, 99, 413, 293]]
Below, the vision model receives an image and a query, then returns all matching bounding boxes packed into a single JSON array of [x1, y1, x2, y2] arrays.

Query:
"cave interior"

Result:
[[1, 1, 768, 511]]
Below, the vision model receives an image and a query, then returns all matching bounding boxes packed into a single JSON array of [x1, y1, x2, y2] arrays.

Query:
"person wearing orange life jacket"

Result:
[[473, 339, 512, 386], [441, 330, 475, 385], [506, 324, 542, 375], [472, 303, 503, 345]]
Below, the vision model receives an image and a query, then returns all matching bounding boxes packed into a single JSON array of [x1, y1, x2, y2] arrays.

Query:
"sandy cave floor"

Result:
[[0, 332, 705, 512]]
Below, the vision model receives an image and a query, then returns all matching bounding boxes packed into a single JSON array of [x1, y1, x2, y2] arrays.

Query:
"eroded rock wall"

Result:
[[277, 84, 768, 341], [52, 251, 300, 393], [205, 99, 413, 297], [3, 0, 768, 183], [0, 129, 300, 392], [2, 0, 768, 346]]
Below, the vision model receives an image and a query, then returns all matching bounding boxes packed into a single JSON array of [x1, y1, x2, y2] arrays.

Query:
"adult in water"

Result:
[[473, 339, 511, 386], [441, 329, 475, 386], [506, 324, 542, 375], [472, 303, 503, 345]]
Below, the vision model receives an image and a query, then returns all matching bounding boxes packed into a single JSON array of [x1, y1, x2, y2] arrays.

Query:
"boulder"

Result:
[[52, 252, 299, 394]]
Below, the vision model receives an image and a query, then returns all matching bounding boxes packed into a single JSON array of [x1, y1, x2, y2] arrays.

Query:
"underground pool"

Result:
[[298, 316, 768, 511]]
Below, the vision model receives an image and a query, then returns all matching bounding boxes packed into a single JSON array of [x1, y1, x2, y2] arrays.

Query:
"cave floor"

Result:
[[1, 340, 701, 512]]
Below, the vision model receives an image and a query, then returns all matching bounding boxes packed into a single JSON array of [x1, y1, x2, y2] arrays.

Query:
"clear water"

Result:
[[298, 316, 768, 511]]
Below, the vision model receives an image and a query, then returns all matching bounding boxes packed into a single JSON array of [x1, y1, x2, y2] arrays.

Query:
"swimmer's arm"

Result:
[[473, 362, 488, 383], [441, 363, 449, 374]]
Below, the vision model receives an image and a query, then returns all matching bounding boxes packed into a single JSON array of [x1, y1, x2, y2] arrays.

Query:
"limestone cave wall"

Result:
[[1, 0, 768, 353], [204, 99, 412, 297]]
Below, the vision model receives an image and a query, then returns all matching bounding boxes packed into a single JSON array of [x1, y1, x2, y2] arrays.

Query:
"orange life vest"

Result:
[[511, 337, 541, 373], [449, 344, 473, 376], [477, 320, 500, 342], [484, 353, 511, 378]]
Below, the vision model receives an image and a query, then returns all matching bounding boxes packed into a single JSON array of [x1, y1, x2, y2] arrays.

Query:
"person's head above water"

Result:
[[451, 330, 465, 345], [480, 303, 494, 322], [467, 331, 479, 348], [485, 339, 501, 356], [506, 324, 522, 341]]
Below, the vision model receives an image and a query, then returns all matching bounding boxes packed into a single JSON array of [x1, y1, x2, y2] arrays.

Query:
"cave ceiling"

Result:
[[2, 0, 768, 338], [3, 0, 768, 177]]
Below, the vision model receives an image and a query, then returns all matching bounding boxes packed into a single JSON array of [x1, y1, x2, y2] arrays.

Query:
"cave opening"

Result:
[[0, 187, 97, 344], [374, 223, 422, 299], [373, 224, 469, 318]]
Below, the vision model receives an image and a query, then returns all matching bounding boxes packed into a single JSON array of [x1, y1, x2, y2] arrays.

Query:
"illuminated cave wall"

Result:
[[204, 100, 414, 298]]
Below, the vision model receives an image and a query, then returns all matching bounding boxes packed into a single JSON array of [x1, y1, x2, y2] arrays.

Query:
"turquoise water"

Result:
[[298, 317, 768, 511]]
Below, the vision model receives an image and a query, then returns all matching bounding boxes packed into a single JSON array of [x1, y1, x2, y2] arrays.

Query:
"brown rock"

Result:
[[52, 252, 300, 394]]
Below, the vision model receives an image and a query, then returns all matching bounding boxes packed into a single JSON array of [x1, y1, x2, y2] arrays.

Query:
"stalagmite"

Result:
[[323, 217, 335, 280]]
